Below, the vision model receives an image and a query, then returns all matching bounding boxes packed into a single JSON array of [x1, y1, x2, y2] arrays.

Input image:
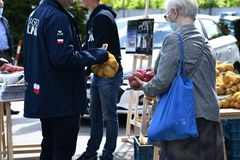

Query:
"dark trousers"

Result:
[[158, 118, 224, 160], [40, 115, 80, 160]]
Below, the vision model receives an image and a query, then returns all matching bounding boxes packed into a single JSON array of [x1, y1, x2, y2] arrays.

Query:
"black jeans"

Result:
[[40, 115, 80, 160]]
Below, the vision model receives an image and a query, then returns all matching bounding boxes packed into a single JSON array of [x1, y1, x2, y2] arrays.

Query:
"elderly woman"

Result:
[[134, 0, 224, 159]]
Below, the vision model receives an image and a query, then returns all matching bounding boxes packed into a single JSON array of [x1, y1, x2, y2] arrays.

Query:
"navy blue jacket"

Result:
[[23, 0, 108, 118], [85, 4, 122, 75], [0, 16, 14, 56]]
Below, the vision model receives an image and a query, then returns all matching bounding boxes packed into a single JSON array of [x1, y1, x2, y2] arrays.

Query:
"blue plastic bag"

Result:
[[148, 34, 199, 142]]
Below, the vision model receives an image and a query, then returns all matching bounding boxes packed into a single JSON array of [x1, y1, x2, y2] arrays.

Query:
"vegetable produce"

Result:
[[0, 63, 24, 73], [91, 52, 119, 78], [128, 69, 154, 89], [216, 62, 240, 109]]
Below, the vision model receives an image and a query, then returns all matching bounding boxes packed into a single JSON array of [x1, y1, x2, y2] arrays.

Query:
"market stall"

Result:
[[0, 64, 41, 160]]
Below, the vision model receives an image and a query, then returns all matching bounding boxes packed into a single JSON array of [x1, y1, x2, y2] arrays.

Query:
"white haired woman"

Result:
[[134, 0, 224, 159]]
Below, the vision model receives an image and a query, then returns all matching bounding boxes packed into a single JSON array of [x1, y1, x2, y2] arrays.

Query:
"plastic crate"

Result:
[[134, 136, 154, 160], [223, 119, 240, 140], [225, 138, 240, 157], [228, 155, 240, 160]]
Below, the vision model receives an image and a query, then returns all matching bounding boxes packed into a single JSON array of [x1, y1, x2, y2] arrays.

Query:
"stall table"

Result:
[[0, 98, 41, 160], [220, 108, 240, 119]]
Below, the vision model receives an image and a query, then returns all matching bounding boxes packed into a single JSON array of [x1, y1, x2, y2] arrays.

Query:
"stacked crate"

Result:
[[134, 136, 154, 160], [222, 119, 240, 160]]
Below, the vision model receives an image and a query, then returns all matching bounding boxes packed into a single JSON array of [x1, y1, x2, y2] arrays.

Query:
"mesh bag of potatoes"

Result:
[[91, 52, 119, 78], [216, 61, 240, 109]]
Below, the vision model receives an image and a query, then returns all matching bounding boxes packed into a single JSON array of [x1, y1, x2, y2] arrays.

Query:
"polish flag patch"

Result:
[[33, 83, 40, 94], [57, 39, 64, 44]]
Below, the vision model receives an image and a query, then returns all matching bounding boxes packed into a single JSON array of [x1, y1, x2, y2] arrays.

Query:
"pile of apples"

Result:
[[128, 69, 154, 89], [0, 63, 24, 73]]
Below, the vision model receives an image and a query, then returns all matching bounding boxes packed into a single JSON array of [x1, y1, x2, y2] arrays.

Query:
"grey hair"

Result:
[[165, 0, 198, 19]]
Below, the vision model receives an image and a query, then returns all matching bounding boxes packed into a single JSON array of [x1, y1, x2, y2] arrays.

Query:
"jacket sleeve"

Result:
[[45, 16, 108, 69], [142, 34, 179, 97], [2, 17, 14, 56]]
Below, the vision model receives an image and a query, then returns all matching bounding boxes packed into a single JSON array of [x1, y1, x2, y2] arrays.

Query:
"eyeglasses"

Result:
[[164, 14, 170, 22]]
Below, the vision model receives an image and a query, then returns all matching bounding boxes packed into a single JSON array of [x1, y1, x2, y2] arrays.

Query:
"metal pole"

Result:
[[144, 0, 149, 18], [122, 0, 125, 18]]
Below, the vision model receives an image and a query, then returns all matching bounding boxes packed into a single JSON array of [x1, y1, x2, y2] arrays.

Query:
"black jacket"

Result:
[[0, 16, 14, 56], [85, 4, 122, 75]]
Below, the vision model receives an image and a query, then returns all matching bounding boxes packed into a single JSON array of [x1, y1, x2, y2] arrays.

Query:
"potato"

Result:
[[216, 61, 221, 65], [224, 81, 233, 89], [216, 86, 225, 95], [97, 68, 104, 77], [108, 52, 115, 59], [91, 64, 99, 74], [216, 65, 225, 73], [237, 95, 240, 103], [224, 96, 233, 103], [216, 69, 220, 76], [114, 62, 119, 73], [107, 59, 117, 68], [234, 102, 240, 109], [222, 63, 234, 72], [90, 52, 119, 78], [232, 92, 240, 102], [222, 74, 231, 84], [232, 76, 240, 85], [104, 66, 116, 78], [130, 80, 140, 89], [230, 85, 238, 93], [221, 99, 229, 108], [230, 101, 235, 108]]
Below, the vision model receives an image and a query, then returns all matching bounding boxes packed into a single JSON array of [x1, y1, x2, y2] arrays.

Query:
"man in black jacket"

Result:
[[0, 0, 19, 115], [77, 0, 123, 160]]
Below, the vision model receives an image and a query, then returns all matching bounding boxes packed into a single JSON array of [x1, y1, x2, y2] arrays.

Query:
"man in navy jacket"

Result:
[[23, 0, 108, 159]]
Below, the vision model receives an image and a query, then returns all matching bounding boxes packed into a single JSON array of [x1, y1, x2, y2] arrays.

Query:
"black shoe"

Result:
[[76, 152, 97, 160], [11, 110, 20, 115], [99, 154, 113, 160], [4, 109, 19, 115]]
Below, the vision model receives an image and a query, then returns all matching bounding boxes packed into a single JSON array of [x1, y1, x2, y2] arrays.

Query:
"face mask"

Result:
[[168, 21, 177, 31], [0, 8, 3, 16]]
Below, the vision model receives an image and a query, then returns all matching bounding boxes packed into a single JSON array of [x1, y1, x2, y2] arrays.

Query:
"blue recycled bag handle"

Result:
[[176, 34, 186, 79], [176, 33, 204, 79]]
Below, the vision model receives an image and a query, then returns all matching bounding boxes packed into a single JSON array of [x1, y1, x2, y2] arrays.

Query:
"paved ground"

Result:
[[2, 101, 137, 160]]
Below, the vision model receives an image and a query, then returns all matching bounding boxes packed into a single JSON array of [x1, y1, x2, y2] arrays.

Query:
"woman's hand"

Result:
[[134, 76, 147, 90]]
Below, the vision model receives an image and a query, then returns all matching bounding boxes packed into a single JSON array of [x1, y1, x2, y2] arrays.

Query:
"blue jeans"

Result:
[[86, 71, 123, 158]]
